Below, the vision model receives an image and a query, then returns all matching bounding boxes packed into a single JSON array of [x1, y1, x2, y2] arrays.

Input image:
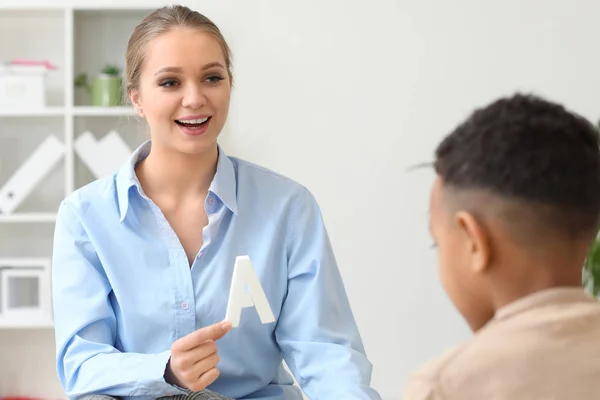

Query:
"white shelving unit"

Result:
[[0, 108, 66, 117], [0, 6, 153, 324], [73, 106, 137, 116], [0, 212, 58, 223], [0, 5, 155, 396]]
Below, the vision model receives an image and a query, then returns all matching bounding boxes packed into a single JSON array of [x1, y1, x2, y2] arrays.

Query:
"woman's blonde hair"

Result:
[[125, 4, 233, 97]]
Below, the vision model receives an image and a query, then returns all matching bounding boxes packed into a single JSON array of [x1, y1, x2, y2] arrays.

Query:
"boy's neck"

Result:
[[490, 237, 590, 313], [491, 258, 586, 313], [493, 277, 583, 312]]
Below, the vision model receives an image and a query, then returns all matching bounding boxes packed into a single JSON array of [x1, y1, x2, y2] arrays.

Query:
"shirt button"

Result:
[[208, 197, 215, 206], [181, 301, 189, 310]]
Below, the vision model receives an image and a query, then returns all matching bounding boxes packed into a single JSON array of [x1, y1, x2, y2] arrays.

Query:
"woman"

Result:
[[52, 5, 380, 400]]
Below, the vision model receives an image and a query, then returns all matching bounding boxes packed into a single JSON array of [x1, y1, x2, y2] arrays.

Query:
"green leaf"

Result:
[[101, 64, 120, 76], [73, 73, 91, 93], [583, 234, 600, 297]]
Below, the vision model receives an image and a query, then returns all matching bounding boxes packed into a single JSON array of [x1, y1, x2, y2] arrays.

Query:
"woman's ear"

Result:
[[129, 89, 144, 118], [455, 211, 491, 274]]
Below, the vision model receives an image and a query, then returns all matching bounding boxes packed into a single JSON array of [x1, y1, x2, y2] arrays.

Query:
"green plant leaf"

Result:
[[74, 73, 87, 86], [73, 73, 91, 93], [584, 234, 600, 297], [101, 64, 120, 76]]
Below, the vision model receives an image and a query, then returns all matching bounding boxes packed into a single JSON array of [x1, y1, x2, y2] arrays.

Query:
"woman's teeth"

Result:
[[177, 117, 209, 125]]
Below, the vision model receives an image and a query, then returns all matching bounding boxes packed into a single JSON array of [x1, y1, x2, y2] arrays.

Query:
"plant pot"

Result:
[[92, 74, 122, 107]]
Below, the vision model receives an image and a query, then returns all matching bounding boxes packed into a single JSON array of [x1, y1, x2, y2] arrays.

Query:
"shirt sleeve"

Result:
[[402, 376, 440, 400], [51, 200, 186, 398], [275, 187, 382, 400], [403, 349, 458, 400]]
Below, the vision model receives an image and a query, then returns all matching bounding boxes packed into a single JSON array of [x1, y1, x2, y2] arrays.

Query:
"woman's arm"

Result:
[[275, 187, 382, 400], [52, 200, 185, 399]]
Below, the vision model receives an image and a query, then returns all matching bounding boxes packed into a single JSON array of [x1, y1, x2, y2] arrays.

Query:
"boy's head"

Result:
[[430, 93, 600, 331]]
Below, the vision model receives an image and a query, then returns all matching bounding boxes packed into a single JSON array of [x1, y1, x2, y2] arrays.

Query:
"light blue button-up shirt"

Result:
[[52, 141, 380, 400]]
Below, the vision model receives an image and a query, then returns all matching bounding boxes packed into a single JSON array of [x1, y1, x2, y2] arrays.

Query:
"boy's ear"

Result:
[[455, 211, 491, 273]]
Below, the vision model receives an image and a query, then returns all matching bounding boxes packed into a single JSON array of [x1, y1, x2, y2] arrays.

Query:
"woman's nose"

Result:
[[182, 85, 207, 109]]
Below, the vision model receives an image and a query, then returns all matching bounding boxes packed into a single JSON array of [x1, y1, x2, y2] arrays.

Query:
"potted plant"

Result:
[[74, 64, 123, 107]]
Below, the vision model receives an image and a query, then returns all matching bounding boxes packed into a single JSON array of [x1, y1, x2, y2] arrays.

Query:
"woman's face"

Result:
[[130, 27, 231, 156]]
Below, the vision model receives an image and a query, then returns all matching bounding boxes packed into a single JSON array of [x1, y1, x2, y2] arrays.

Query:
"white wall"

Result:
[[2, 0, 600, 399]]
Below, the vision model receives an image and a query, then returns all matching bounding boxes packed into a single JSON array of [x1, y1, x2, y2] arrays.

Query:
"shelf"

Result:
[[72, 106, 137, 116], [0, 4, 66, 10], [73, 9, 151, 107], [74, 8, 156, 16], [0, 213, 57, 223], [0, 9, 65, 107], [0, 108, 65, 117], [0, 107, 136, 117], [0, 316, 53, 329]]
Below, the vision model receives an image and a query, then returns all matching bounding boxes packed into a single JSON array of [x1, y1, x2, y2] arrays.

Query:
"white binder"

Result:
[[0, 134, 65, 215], [74, 130, 132, 179]]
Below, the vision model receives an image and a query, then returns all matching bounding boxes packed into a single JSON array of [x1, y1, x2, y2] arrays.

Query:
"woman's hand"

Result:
[[165, 321, 232, 391]]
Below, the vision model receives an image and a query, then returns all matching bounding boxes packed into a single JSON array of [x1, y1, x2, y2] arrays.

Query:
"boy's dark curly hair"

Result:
[[434, 93, 600, 239]]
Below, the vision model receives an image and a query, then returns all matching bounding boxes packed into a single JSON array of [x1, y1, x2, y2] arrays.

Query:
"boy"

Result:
[[404, 93, 600, 399]]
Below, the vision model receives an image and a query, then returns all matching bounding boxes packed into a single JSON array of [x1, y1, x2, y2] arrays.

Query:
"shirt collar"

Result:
[[494, 287, 596, 321], [210, 144, 238, 215], [116, 140, 238, 222]]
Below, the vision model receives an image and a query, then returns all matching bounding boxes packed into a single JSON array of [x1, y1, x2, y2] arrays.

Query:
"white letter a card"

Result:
[[225, 255, 275, 328]]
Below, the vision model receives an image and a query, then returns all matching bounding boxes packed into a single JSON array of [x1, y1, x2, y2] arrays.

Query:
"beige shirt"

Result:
[[403, 288, 600, 400]]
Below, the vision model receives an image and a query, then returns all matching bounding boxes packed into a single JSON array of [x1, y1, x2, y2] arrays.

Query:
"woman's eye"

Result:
[[206, 75, 224, 84], [159, 80, 178, 88]]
